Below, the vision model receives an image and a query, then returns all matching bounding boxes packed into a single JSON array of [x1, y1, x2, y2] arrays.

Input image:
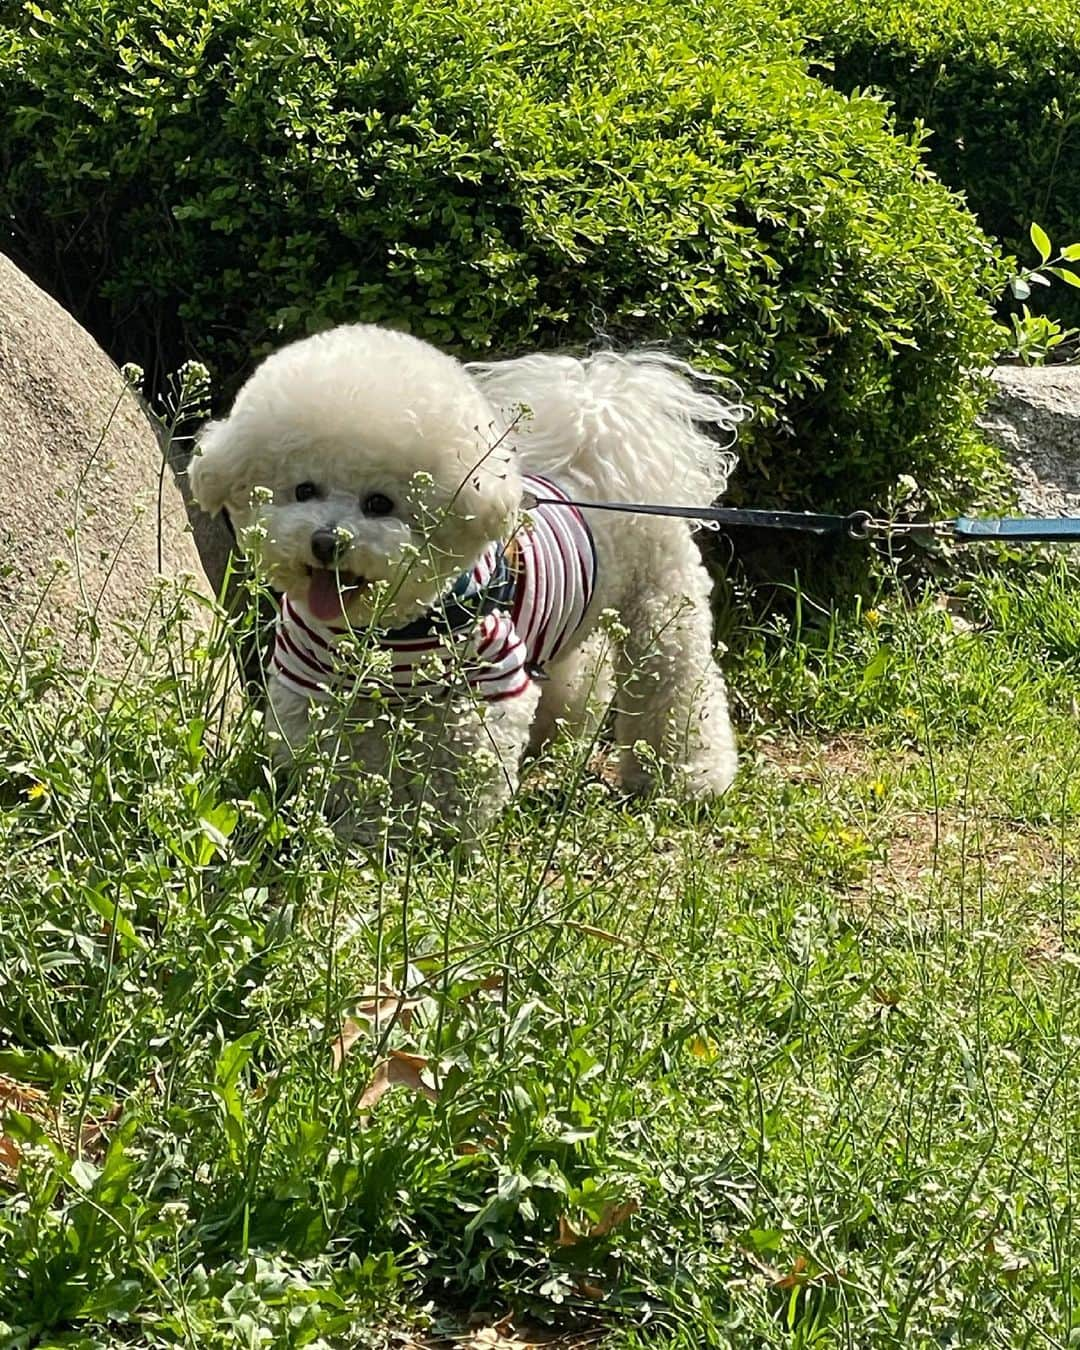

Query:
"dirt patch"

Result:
[[752, 735, 1072, 912], [1024, 921, 1069, 965], [752, 732, 884, 783], [869, 808, 1067, 899]]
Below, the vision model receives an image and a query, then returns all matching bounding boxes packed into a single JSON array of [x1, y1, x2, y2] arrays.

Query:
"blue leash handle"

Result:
[[955, 516, 1080, 542]]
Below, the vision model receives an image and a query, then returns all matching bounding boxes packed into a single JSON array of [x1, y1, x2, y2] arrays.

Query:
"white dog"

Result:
[[189, 324, 741, 844]]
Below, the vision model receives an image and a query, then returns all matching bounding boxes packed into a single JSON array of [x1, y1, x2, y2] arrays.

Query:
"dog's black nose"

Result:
[[310, 527, 348, 566]]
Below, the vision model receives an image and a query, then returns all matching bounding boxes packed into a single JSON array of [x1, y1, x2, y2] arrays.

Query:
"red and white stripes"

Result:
[[272, 474, 596, 706]]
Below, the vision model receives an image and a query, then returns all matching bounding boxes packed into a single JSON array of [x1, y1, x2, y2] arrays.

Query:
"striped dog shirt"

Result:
[[272, 474, 597, 705]]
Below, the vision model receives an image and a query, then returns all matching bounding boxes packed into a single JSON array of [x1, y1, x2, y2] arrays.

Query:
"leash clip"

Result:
[[845, 511, 874, 541], [850, 514, 955, 544]]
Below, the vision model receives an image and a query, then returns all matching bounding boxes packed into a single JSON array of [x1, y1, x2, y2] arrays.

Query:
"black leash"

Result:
[[528, 496, 874, 537], [527, 494, 1080, 545]]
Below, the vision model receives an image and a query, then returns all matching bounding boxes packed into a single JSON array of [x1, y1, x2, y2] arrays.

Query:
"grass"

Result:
[[4, 551, 1080, 1348]]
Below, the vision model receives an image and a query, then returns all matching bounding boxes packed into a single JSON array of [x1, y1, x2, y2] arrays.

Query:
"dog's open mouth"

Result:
[[305, 566, 369, 622]]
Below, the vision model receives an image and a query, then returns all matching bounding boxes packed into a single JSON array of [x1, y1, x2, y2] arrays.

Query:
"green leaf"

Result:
[[94, 1113, 140, 1207], [212, 1031, 259, 1162], [1063, 243, 1080, 261], [77, 1278, 144, 1320], [70, 1157, 100, 1190], [1050, 266, 1080, 289], [85, 886, 144, 953], [0, 1049, 76, 1085], [1030, 222, 1052, 264], [859, 646, 892, 691]]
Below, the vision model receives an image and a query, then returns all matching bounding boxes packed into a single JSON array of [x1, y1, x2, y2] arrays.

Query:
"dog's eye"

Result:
[[295, 481, 319, 502], [363, 493, 394, 517]]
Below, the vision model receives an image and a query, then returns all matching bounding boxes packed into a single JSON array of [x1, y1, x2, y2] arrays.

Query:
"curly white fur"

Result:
[[190, 323, 743, 845], [469, 350, 741, 507]]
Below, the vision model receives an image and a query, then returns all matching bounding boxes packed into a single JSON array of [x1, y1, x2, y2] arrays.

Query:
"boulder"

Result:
[[980, 365, 1080, 517], [0, 251, 236, 682]]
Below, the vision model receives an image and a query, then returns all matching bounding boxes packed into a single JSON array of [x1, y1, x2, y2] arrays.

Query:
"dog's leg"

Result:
[[265, 675, 320, 768], [529, 632, 613, 756], [366, 685, 541, 848], [467, 685, 542, 819], [265, 676, 540, 849], [612, 530, 737, 800], [263, 677, 388, 844], [410, 685, 540, 845]]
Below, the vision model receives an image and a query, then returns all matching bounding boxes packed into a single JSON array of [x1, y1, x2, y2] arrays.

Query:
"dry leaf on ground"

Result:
[[590, 1199, 638, 1236], [357, 1049, 439, 1113], [556, 1198, 639, 1246], [331, 986, 428, 1070], [332, 1019, 368, 1071], [0, 1134, 21, 1172], [79, 1102, 122, 1156], [2, 1074, 119, 1178], [773, 1255, 809, 1290], [1, 1075, 51, 1173]]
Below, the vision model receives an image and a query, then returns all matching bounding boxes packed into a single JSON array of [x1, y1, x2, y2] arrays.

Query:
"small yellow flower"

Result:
[[26, 782, 48, 801], [865, 609, 880, 627], [689, 1036, 718, 1061]]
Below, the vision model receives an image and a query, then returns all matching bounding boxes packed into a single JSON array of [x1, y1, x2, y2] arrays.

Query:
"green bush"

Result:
[[785, 0, 1080, 313], [0, 0, 1005, 512]]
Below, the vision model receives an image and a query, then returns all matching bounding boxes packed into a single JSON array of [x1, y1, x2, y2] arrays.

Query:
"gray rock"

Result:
[[980, 365, 1080, 518], [0, 252, 235, 682]]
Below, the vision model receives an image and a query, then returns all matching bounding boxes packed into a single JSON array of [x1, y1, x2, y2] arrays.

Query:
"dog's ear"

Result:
[[188, 419, 240, 516]]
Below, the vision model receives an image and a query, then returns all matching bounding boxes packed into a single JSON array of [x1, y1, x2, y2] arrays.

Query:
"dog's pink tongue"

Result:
[[307, 570, 348, 623]]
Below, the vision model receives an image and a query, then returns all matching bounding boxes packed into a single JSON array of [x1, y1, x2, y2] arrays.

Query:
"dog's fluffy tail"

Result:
[[468, 350, 744, 508]]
